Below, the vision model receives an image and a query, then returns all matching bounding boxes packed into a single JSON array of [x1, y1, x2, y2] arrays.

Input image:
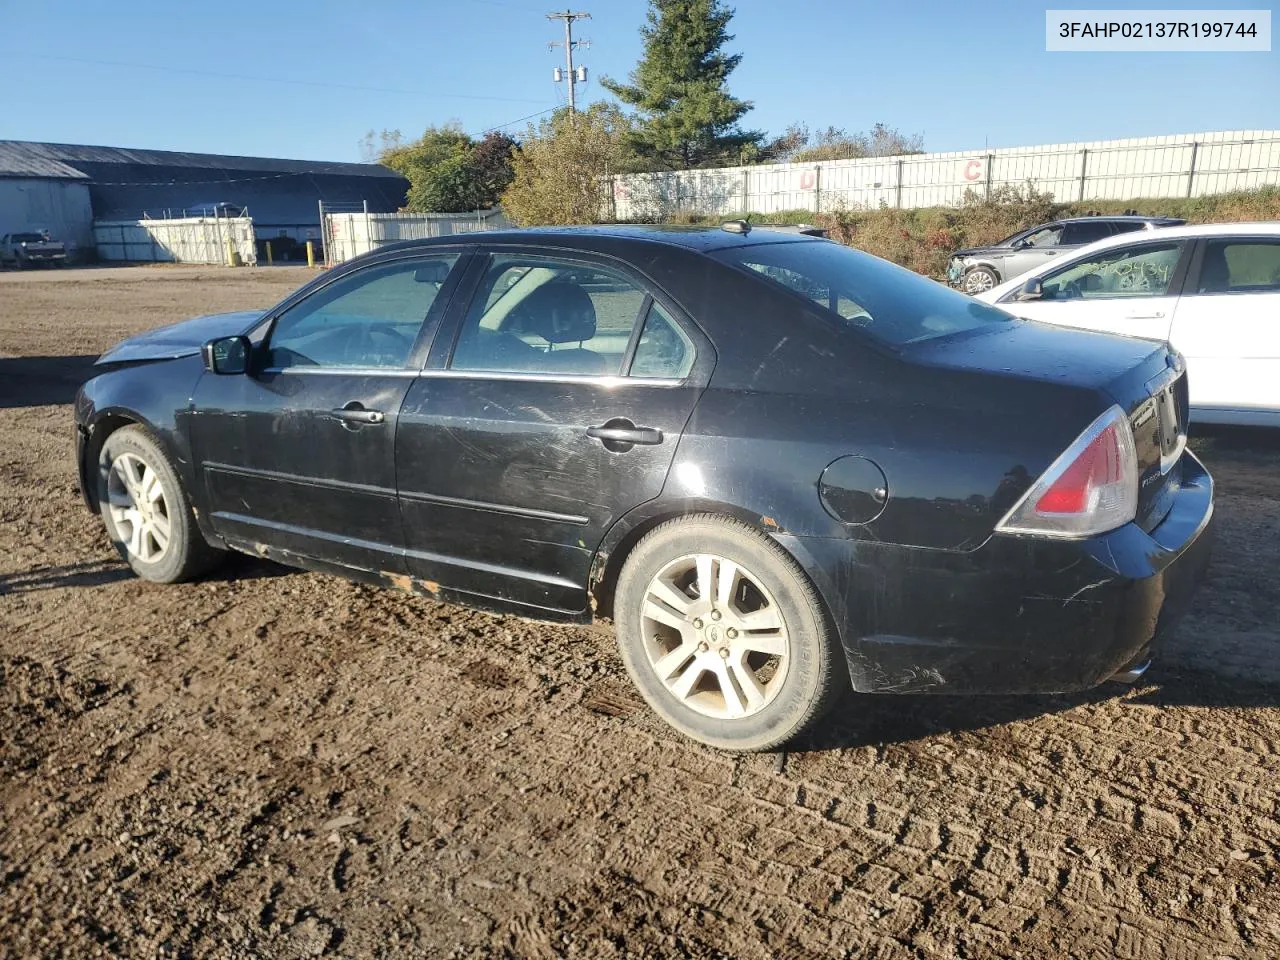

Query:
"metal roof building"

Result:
[[0, 140, 410, 256]]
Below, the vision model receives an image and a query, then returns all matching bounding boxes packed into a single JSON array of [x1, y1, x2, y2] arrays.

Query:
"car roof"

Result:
[[1056, 215, 1183, 223], [362, 223, 822, 258]]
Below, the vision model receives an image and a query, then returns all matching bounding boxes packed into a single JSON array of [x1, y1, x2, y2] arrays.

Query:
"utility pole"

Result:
[[548, 9, 590, 121]]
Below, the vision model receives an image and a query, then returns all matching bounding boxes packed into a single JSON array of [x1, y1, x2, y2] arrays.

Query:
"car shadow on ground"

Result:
[[787, 664, 1280, 752], [0, 355, 99, 409], [0, 553, 297, 596]]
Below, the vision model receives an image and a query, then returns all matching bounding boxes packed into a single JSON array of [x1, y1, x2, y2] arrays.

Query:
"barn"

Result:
[[0, 140, 409, 259]]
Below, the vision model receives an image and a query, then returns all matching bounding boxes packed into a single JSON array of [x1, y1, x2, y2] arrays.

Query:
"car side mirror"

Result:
[[1015, 278, 1043, 302], [202, 335, 251, 375], [1010, 238, 1028, 250]]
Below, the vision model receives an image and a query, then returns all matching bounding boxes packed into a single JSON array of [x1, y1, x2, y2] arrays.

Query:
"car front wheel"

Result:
[[614, 515, 845, 751], [97, 425, 224, 583], [962, 265, 999, 293]]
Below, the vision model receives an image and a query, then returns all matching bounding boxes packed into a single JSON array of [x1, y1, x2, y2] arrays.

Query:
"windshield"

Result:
[[11, 233, 46, 242], [715, 240, 1014, 346]]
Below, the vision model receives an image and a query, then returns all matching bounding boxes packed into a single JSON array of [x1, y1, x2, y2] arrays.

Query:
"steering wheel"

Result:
[[347, 323, 415, 364], [1061, 279, 1085, 300]]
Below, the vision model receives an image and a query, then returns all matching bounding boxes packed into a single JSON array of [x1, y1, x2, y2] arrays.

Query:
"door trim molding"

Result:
[[203, 460, 398, 498], [398, 488, 589, 525]]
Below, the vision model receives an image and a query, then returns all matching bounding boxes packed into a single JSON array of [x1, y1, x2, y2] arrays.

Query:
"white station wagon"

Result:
[[977, 222, 1280, 427]]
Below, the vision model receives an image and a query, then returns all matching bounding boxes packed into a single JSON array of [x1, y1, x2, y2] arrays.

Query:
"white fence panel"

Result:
[[611, 130, 1280, 219], [94, 217, 256, 264], [323, 210, 513, 264]]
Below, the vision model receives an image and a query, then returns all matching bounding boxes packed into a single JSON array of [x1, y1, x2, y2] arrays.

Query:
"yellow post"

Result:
[[265, 241, 273, 266], [306, 240, 316, 268]]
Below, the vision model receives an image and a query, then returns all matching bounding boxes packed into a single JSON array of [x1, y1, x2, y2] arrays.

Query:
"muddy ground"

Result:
[[1, 265, 1277, 959]]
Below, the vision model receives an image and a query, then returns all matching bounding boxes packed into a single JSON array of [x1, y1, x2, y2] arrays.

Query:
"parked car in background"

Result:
[[73, 225, 1212, 751], [0, 231, 67, 268], [977, 222, 1280, 427], [949, 215, 1185, 293]]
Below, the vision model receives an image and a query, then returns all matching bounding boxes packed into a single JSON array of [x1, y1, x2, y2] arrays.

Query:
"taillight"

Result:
[[995, 405, 1138, 538]]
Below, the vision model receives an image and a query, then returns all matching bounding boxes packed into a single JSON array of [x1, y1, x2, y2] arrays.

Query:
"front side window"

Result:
[[266, 256, 458, 369], [1021, 225, 1064, 248], [1039, 242, 1182, 300], [1193, 240, 1280, 294], [715, 240, 1012, 347], [452, 256, 651, 376]]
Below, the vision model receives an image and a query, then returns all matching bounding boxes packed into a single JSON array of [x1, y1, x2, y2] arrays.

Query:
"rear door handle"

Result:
[[330, 406, 385, 425], [587, 421, 663, 446], [1125, 310, 1166, 319]]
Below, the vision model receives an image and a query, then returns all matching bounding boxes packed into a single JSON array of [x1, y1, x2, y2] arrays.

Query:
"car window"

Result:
[[715, 240, 1013, 347], [629, 302, 695, 379], [1193, 240, 1280, 294], [1022, 225, 1063, 248], [1040, 242, 1182, 301], [1060, 221, 1116, 245], [1110, 221, 1152, 236], [452, 256, 649, 376], [265, 256, 458, 369]]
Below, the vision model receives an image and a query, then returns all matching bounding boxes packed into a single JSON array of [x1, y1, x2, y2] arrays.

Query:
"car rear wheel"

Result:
[[962, 265, 999, 293], [614, 515, 845, 751], [97, 425, 224, 583]]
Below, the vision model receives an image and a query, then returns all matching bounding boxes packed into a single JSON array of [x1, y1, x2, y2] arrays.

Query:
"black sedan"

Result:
[[74, 224, 1214, 751]]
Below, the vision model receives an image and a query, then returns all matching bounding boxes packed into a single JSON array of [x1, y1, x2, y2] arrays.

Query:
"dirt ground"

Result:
[[1, 265, 1278, 960]]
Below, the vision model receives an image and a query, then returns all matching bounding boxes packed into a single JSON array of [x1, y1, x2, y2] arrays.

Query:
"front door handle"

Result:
[[1124, 310, 1166, 319], [330, 405, 385, 425], [587, 420, 663, 448]]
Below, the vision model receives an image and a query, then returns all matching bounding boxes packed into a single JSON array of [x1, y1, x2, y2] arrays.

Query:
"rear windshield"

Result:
[[715, 240, 1014, 346]]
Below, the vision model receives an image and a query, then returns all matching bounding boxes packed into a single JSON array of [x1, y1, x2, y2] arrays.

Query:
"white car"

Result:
[[976, 222, 1280, 427]]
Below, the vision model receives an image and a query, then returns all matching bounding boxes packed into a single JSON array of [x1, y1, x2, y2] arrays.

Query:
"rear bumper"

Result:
[[783, 452, 1215, 694]]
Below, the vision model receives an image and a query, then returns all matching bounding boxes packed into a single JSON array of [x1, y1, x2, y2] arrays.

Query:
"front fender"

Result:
[[75, 356, 207, 521]]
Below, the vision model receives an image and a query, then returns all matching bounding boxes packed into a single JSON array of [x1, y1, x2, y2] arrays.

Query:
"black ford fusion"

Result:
[[74, 224, 1214, 750]]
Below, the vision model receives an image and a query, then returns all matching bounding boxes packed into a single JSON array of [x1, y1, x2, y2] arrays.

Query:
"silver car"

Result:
[[947, 215, 1184, 293]]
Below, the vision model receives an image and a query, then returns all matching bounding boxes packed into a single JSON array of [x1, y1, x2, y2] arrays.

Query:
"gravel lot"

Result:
[[1, 265, 1278, 959]]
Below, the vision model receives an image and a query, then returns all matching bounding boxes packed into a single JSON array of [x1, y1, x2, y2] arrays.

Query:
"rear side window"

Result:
[[452, 256, 650, 376], [715, 241, 1012, 347], [1193, 240, 1280, 294], [1061, 221, 1116, 245]]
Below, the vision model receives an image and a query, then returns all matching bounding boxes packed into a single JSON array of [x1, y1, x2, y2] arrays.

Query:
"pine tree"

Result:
[[602, 0, 760, 170]]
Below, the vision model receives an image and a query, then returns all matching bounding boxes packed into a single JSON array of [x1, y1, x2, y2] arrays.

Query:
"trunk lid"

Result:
[[910, 320, 1186, 533]]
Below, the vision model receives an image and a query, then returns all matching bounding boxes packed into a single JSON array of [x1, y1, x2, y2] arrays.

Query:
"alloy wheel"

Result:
[[105, 452, 172, 563], [963, 269, 996, 293], [640, 553, 790, 720]]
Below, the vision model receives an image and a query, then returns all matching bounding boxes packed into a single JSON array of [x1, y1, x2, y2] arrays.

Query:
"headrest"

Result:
[[514, 281, 597, 344]]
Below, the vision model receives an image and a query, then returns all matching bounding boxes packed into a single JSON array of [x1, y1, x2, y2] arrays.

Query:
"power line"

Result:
[[480, 107, 559, 136], [19, 54, 548, 105]]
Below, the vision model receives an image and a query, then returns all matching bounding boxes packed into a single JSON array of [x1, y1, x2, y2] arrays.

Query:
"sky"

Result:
[[2, 0, 1277, 162]]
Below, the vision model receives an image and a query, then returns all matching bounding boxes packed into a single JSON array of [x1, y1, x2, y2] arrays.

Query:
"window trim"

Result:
[[1181, 235, 1280, 298], [255, 250, 470, 374], [432, 247, 709, 384], [998, 239, 1193, 305]]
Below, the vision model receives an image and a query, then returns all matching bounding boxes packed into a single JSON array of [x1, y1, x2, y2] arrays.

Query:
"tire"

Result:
[[613, 514, 846, 752], [97, 425, 224, 583], [962, 265, 999, 294]]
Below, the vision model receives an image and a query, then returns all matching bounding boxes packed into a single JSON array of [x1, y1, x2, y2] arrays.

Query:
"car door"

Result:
[[394, 249, 714, 614], [1002, 222, 1066, 280], [1168, 236, 1280, 422], [998, 238, 1191, 342], [189, 251, 467, 572]]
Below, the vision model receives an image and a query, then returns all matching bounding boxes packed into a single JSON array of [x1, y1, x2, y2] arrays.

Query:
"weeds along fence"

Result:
[[321, 208, 513, 264], [610, 131, 1280, 220], [93, 217, 257, 265]]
